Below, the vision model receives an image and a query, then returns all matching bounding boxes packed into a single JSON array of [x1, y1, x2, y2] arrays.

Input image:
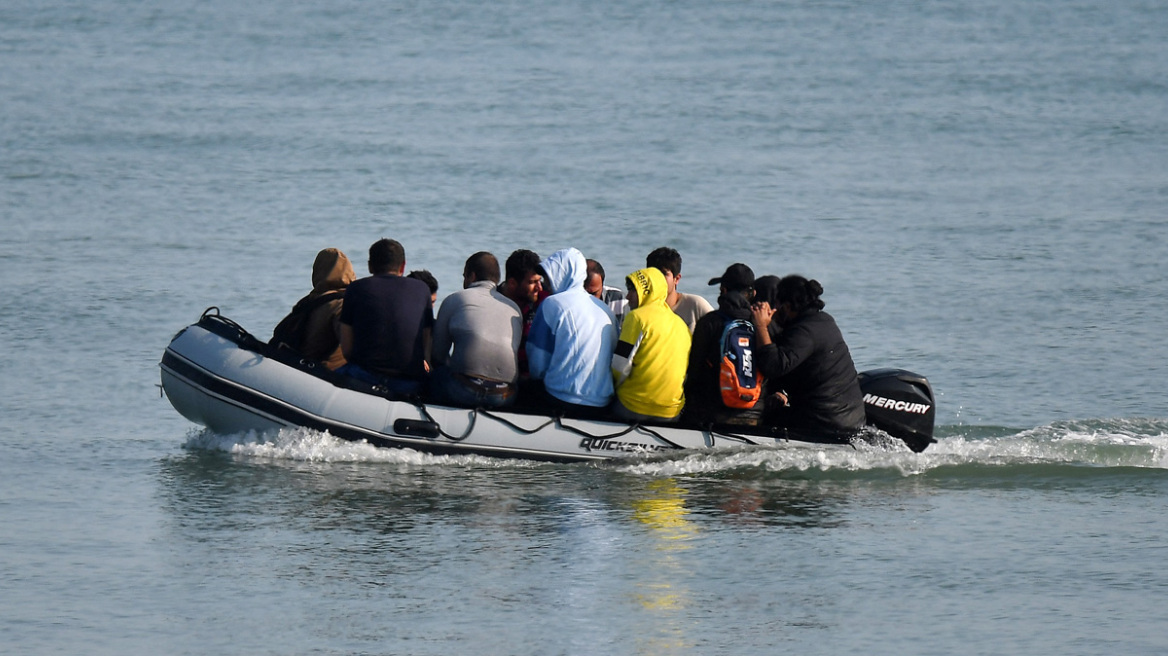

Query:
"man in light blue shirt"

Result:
[[526, 248, 616, 414]]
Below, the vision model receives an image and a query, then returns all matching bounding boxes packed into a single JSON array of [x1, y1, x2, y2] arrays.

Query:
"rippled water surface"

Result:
[[2, 0, 1167, 653]]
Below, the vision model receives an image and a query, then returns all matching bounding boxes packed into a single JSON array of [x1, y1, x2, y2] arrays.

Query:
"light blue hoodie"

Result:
[[527, 248, 616, 407]]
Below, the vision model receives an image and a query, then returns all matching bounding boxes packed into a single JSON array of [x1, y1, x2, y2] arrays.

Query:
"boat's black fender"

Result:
[[394, 418, 441, 439]]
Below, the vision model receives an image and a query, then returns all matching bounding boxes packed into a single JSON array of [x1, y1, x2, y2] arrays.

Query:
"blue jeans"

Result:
[[429, 366, 516, 409]]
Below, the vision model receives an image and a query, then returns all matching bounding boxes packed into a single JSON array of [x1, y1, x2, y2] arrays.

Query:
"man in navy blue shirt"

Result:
[[339, 238, 434, 397]]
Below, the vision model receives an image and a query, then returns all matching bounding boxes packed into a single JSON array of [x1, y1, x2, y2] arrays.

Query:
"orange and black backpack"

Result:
[[717, 316, 765, 408]]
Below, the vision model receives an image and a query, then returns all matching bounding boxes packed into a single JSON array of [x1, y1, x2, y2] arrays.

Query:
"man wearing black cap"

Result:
[[682, 263, 764, 426]]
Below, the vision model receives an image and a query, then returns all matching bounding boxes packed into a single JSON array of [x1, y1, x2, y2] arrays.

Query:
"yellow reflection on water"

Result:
[[629, 478, 698, 654], [631, 478, 698, 547]]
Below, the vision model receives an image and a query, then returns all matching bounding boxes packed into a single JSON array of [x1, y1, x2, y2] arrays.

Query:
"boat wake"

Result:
[[919, 418, 1168, 472], [181, 426, 542, 468], [182, 417, 1168, 475]]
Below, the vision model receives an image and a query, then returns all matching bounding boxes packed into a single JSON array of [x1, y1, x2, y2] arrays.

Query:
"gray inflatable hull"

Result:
[[160, 321, 821, 463]]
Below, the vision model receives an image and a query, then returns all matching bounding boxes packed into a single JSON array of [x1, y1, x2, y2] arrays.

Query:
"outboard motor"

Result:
[[857, 368, 936, 453]]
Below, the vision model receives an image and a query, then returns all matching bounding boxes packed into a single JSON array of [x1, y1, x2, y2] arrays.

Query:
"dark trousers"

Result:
[[336, 363, 424, 398], [514, 379, 613, 420], [429, 366, 516, 409]]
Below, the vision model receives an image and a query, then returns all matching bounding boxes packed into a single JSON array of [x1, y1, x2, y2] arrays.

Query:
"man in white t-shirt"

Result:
[[646, 246, 713, 333]]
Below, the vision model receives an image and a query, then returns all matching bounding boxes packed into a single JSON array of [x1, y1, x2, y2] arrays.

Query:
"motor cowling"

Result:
[[857, 368, 936, 453]]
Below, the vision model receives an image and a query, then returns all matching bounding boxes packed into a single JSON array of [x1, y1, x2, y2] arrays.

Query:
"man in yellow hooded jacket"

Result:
[[611, 267, 692, 422]]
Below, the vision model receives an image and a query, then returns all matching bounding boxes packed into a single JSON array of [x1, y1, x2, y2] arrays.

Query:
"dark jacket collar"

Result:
[[716, 291, 752, 320]]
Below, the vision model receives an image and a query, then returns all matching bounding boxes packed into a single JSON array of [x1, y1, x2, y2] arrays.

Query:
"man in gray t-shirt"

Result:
[[430, 252, 523, 407], [646, 246, 713, 333]]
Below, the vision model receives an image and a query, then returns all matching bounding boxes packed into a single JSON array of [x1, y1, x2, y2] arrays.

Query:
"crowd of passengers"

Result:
[[273, 239, 867, 436]]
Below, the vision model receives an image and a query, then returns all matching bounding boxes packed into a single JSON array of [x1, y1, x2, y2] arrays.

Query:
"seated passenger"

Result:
[[751, 274, 784, 344], [429, 252, 522, 408], [499, 249, 547, 379], [750, 275, 866, 436], [337, 238, 434, 397], [407, 269, 439, 305], [526, 247, 616, 415], [646, 246, 714, 333], [270, 247, 357, 371], [611, 268, 691, 423], [585, 258, 629, 329], [682, 263, 763, 426], [750, 274, 787, 408]]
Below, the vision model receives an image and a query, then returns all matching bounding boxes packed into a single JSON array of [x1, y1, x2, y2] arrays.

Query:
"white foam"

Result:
[[182, 426, 534, 468], [182, 418, 1168, 474], [618, 440, 931, 477], [919, 420, 1168, 470], [620, 420, 1168, 476]]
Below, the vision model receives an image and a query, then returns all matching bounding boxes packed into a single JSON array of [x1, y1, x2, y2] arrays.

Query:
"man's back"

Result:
[[613, 268, 691, 419], [341, 274, 433, 378], [300, 294, 348, 370], [758, 309, 866, 432], [683, 292, 761, 426], [433, 281, 522, 383], [527, 248, 615, 408], [671, 292, 714, 333]]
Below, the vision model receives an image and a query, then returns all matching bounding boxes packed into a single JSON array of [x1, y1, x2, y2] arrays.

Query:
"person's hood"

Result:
[[625, 267, 668, 309], [716, 289, 753, 320], [310, 248, 356, 296], [539, 248, 587, 295]]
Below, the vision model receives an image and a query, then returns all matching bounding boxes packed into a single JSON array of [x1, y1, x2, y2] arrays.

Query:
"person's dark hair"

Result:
[[407, 269, 438, 295], [464, 251, 500, 284], [753, 275, 781, 307], [776, 275, 826, 312], [585, 258, 605, 283], [369, 238, 405, 274], [646, 247, 682, 276], [504, 249, 541, 282]]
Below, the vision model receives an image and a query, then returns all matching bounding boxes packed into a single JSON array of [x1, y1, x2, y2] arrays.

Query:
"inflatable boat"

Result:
[[160, 309, 936, 462]]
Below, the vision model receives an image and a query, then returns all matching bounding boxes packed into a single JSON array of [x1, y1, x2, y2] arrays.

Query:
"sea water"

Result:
[[2, 0, 1167, 653]]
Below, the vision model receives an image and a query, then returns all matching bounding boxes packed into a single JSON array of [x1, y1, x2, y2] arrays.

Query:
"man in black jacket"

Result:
[[682, 263, 763, 426], [750, 275, 866, 436]]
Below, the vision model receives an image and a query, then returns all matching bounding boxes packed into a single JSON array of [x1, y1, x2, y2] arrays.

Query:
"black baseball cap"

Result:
[[708, 263, 755, 291]]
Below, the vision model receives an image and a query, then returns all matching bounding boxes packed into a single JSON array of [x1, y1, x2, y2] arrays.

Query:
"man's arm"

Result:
[[611, 314, 642, 388], [525, 308, 554, 380], [431, 300, 452, 367]]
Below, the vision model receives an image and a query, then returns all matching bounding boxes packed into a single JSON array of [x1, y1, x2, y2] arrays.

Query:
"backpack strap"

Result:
[[291, 290, 346, 315], [271, 290, 346, 349]]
